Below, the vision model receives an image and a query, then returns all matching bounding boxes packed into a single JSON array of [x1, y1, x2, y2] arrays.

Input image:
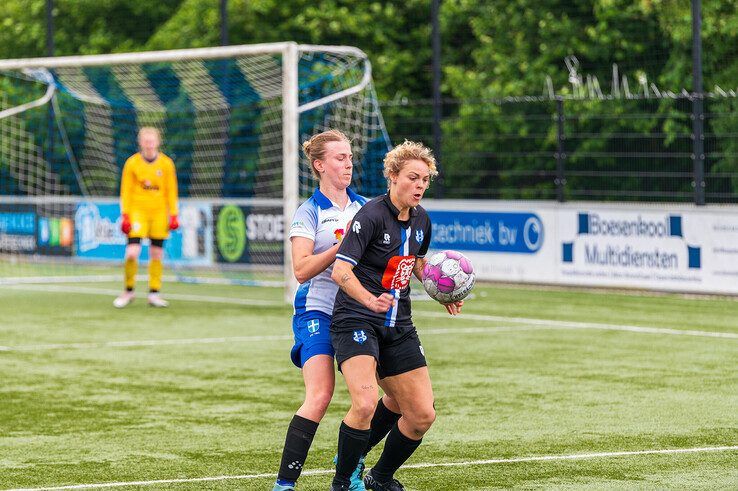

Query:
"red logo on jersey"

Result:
[[334, 228, 344, 241], [381, 255, 416, 290]]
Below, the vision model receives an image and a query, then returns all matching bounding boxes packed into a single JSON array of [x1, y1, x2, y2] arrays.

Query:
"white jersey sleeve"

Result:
[[290, 202, 319, 241]]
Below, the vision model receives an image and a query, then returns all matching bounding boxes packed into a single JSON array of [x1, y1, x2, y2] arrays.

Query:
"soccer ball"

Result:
[[422, 250, 475, 304]]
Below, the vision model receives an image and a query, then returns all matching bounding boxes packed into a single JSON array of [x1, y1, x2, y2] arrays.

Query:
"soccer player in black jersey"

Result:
[[329, 141, 463, 491]]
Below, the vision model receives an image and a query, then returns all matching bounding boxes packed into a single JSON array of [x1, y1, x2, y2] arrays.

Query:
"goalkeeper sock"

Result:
[[148, 259, 163, 292], [124, 257, 137, 291]]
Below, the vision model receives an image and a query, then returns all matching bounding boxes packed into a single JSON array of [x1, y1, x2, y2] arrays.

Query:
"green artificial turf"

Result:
[[1, 281, 736, 489]]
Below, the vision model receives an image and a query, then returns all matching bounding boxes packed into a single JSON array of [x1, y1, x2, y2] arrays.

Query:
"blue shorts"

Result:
[[290, 310, 334, 368]]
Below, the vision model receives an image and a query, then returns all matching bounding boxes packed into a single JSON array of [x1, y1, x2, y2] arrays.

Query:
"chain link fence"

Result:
[[380, 94, 738, 204]]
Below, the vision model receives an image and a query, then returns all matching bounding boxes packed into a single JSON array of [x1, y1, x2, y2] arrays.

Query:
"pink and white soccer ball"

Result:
[[422, 250, 475, 304]]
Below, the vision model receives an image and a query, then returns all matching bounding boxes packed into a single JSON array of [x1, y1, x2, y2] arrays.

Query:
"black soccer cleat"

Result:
[[363, 468, 405, 491], [330, 483, 351, 491]]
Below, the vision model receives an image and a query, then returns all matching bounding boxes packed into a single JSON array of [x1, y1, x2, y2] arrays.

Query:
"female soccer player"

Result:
[[329, 141, 463, 491], [273, 130, 399, 491], [113, 127, 179, 308]]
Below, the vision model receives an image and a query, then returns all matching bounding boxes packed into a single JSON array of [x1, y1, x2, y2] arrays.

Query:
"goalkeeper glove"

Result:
[[120, 214, 131, 234], [169, 215, 179, 230]]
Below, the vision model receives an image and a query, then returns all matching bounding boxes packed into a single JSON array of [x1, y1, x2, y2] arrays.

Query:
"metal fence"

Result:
[[380, 95, 738, 204]]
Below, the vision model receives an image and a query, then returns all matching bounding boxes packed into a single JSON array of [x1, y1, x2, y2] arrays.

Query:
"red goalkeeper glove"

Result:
[[169, 215, 179, 230], [120, 214, 131, 234]]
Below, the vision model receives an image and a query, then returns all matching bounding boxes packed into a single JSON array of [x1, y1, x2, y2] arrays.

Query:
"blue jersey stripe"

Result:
[[385, 289, 401, 327], [294, 281, 310, 314], [336, 254, 358, 266]]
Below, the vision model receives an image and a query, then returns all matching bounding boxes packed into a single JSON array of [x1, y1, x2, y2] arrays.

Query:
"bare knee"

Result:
[[303, 388, 333, 418], [149, 246, 164, 261], [125, 244, 141, 260], [406, 406, 436, 436], [350, 397, 378, 424]]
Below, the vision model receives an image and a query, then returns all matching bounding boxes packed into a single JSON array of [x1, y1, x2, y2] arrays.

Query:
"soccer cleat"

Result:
[[363, 469, 405, 491], [147, 292, 169, 308], [349, 457, 366, 491], [113, 291, 134, 308], [271, 482, 295, 491], [330, 484, 351, 491], [333, 454, 366, 491]]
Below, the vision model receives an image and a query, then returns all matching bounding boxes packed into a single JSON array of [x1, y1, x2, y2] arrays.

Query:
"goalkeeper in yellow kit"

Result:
[[113, 127, 179, 308]]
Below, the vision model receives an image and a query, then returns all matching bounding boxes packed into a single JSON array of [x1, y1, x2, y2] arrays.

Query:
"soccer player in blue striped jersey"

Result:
[[273, 130, 398, 491]]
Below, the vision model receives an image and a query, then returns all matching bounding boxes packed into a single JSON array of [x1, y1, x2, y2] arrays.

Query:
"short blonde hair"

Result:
[[302, 129, 351, 179], [138, 126, 161, 140], [383, 140, 438, 185]]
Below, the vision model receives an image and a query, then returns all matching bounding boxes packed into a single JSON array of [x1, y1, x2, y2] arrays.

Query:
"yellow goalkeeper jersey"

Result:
[[120, 152, 179, 215]]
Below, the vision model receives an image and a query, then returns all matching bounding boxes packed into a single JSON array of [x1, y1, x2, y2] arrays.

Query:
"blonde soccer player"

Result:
[[329, 141, 463, 491], [113, 127, 179, 308]]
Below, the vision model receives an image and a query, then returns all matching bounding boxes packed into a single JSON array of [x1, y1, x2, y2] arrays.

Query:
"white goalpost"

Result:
[[0, 42, 391, 302]]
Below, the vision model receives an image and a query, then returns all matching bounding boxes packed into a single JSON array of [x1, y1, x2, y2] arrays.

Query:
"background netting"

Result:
[[0, 46, 391, 287]]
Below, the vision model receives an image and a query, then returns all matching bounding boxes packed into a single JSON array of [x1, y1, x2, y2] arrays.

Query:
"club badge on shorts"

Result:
[[307, 319, 320, 335], [353, 330, 367, 344]]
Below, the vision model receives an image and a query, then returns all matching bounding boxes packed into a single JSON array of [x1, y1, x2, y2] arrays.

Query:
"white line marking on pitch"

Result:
[[6, 284, 737, 340], [0, 326, 546, 352], [5, 445, 737, 490], [4, 284, 285, 307], [0, 334, 293, 351], [414, 311, 738, 339]]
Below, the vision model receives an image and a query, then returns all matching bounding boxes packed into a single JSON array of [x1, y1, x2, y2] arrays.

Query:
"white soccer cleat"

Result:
[[147, 293, 169, 308], [113, 292, 135, 308]]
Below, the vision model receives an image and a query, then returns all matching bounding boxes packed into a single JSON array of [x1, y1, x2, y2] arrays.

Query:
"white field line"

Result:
[[4, 284, 284, 307], [5, 445, 738, 490], [0, 326, 547, 352], [0, 275, 120, 285], [414, 311, 738, 339], [5, 284, 738, 340], [0, 334, 293, 352]]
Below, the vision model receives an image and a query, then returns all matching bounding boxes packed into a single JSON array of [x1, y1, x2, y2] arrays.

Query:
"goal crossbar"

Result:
[[0, 43, 367, 70]]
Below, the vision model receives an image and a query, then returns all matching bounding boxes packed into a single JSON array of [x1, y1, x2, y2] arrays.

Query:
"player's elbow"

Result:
[[294, 268, 310, 285], [331, 262, 347, 284]]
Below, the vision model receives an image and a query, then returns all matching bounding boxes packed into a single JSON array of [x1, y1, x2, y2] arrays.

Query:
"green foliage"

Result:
[[2, 0, 738, 200]]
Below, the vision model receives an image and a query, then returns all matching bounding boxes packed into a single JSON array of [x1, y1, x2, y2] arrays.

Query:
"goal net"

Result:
[[0, 43, 390, 300]]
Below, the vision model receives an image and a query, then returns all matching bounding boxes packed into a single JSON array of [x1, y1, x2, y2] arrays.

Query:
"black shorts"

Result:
[[330, 319, 427, 379]]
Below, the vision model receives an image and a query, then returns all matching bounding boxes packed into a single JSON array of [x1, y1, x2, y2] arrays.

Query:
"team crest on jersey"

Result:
[[353, 330, 367, 344], [381, 255, 416, 290], [383, 233, 391, 244], [415, 229, 424, 244], [307, 319, 320, 335], [334, 228, 345, 241]]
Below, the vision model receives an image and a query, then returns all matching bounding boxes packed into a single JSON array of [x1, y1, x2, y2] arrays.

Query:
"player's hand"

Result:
[[367, 293, 395, 313], [444, 300, 464, 316], [169, 215, 179, 230], [120, 214, 131, 235]]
